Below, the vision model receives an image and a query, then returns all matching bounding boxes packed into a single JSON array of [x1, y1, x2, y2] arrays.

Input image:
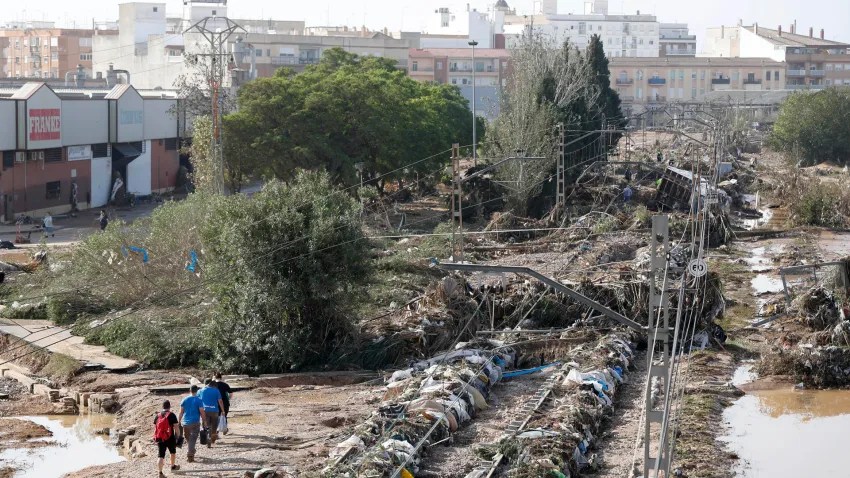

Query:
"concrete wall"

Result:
[[90, 156, 111, 208], [0, 101, 15, 151], [740, 28, 786, 62], [143, 99, 177, 140], [1, 154, 92, 216], [61, 100, 108, 146], [126, 140, 152, 196]]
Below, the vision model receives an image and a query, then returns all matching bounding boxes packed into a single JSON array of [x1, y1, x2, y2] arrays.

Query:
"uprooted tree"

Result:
[[484, 34, 624, 217], [201, 170, 370, 373], [770, 88, 850, 165]]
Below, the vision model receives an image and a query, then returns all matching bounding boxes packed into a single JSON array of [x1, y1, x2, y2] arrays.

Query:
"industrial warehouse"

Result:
[[0, 82, 182, 221]]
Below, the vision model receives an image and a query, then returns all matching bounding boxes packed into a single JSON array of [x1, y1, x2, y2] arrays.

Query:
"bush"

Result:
[[46, 293, 112, 326], [76, 313, 211, 369], [770, 88, 850, 165], [201, 171, 369, 373], [791, 183, 848, 228]]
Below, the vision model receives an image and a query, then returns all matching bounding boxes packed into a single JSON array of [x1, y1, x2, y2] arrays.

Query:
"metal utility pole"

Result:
[[556, 123, 566, 218], [469, 40, 478, 166], [644, 214, 674, 477], [450, 144, 464, 263], [185, 16, 245, 195]]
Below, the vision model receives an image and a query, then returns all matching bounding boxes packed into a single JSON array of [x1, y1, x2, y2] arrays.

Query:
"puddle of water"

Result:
[[0, 415, 124, 478], [751, 275, 784, 295], [742, 209, 773, 231], [723, 388, 850, 477]]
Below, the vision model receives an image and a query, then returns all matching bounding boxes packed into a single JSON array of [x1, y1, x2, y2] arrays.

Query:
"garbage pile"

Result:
[[795, 286, 841, 331], [325, 340, 518, 477], [492, 334, 636, 478]]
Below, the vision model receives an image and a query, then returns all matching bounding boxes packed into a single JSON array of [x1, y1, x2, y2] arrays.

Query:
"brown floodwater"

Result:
[[0, 414, 123, 478], [722, 367, 850, 477]]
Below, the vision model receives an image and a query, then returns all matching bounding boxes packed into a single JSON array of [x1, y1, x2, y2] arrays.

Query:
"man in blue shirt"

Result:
[[198, 378, 225, 446], [178, 385, 206, 462]]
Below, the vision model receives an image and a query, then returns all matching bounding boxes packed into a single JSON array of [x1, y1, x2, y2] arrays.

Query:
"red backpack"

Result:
[[153, 411, 173, 441]]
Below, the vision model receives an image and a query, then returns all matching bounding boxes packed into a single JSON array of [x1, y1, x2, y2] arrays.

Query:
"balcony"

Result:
[[271, 56, 298, 65], [809, 70, 825, 77], [647, 77, 666, 85], [743, 79, 762, 85], [711, 78, 731, 85], [410, 67, 435, 73], [787, 69, 807, 77], [615, 78, 634, 85]]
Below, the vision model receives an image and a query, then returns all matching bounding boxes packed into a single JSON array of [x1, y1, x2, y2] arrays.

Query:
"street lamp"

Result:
[[469, 40, 478, 166]]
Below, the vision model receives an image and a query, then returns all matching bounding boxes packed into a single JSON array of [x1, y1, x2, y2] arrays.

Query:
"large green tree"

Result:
[[225, 48, 481, 190], [770, 88, 850, 165]]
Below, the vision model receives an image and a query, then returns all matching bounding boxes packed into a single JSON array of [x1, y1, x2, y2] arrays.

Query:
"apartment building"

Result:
[[0, 25, 98, 80], [94, 1, 414, 90], [703, 22, 850, 89], [408, 48, 511, 118], [659, 23, 696, 57], [0, 82, 181, 220], [609, 56, 786, 116]]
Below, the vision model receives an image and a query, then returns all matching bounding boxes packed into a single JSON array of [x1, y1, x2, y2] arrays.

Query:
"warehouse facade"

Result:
[[0, 82, 181, 221]]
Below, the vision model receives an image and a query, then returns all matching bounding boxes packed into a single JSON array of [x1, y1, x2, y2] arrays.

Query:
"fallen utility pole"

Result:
[[436, 262, 644, 332]]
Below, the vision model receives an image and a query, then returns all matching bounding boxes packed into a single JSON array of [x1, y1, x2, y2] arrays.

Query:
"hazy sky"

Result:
[[9, 0, 850, 47]]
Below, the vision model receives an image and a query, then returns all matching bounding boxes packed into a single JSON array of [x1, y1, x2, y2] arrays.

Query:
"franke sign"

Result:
[[29, 108, 61, 141]]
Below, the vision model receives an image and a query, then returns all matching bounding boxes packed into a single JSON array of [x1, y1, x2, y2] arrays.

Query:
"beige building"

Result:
[[609, 56, 786, 116], [0, 26, 100, 80], [703, 23, 850, 89]]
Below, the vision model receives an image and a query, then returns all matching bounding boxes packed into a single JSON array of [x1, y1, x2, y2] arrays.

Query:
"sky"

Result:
[[7, 0, 850, 48]]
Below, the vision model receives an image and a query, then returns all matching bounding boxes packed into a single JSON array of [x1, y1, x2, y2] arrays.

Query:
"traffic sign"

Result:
[[687, 259, 708, 278]]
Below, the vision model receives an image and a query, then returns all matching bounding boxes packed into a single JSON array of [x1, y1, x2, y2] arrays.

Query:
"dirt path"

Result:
[[595, 351, 648, 478], [67, 383, 384, 478]]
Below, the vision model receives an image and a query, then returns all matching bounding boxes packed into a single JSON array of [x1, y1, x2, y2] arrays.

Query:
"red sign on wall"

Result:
[[29, 108, 61, 141]]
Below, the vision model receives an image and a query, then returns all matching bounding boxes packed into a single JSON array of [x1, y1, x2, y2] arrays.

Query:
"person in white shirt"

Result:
[[42, 213, 54, 238]]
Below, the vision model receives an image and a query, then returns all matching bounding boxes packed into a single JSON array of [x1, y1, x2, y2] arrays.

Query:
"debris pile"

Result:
[[326, 341, 517, 477], [495, 334, 636, 477]]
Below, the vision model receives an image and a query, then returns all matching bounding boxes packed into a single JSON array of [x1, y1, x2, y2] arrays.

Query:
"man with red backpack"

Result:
[[153, 400, 181, 477]]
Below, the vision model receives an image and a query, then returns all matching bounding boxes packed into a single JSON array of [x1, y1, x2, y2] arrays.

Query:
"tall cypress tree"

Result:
[[586, 34, 625, 146]]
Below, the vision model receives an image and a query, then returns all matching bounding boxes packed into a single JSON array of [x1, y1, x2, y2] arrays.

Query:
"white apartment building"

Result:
[[94, 1, 413, 90], [703, 22, 850, 89], [660, 23, 696, 57]]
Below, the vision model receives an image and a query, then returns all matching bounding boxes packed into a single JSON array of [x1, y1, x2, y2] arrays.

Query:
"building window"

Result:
[[164, 138, 179, 151], [153, 6, 158, 12], [636, 87, 643, 99], [669, 70, 675, 80], [836, 64, 845, 71], [2, 151, 13, 170], [46, 181, 61, 200], [211, 10, 217, 15], [691, 71, 696, 79], [826, 63, 834, 71], [691, 88, 697, 99], [766, 71, 771, 80], [700, 70, 705, 80], [255, 49, 262, 57], [775, 70, 780, 80], [437, 61, 443, 69], [636, 70, 643, 80], [92, 143, 109, 157], [679, 70, 684, 80], [80, 53, 92, 61], [451, 78, 457, 84], [79, 38, 92, 47], [44, 148, 62, 162], [649, 40, 654, 45], [412, 61, 418, 71], [579, 22, 586, 35]]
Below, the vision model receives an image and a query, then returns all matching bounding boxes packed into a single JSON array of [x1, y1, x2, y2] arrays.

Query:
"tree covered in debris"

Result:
[[770, 88, 850, 165], [201, 170, 369, 373], [225, 48, 483, 191], [484, 34, 623, 217]]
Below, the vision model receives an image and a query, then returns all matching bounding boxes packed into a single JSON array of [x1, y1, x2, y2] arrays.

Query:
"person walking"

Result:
[[98, 210, 109, 231], [153, 400, 180, 477], [178, 385, 206, 463], [42, 212, 54, 238], [212, 372, 233, 435], [198, 378, 224, 447], [623, 185, 634, 203]]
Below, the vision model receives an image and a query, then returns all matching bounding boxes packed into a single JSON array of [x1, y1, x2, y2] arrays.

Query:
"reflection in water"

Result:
[[751, 274, 784, 295], [0, 415, 123, 478], [723, 381, 850, 477]]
